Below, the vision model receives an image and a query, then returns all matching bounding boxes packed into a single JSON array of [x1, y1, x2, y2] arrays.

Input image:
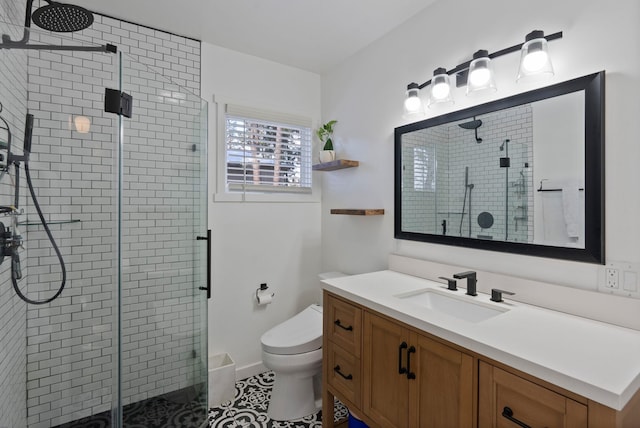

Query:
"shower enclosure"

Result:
[[0, 18, 209, 428], [401, 108, 533, 242]]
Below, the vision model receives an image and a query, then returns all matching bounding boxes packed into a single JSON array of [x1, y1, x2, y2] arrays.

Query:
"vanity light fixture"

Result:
[[517, 30, 554, 82], [403, 82, 425, 117], [466, 50, 497, 95], [404, 30, 562, 113], [428, 67, 454, 107]]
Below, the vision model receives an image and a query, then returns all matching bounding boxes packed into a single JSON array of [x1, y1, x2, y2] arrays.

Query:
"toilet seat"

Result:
[[261, 304, 323, 355]]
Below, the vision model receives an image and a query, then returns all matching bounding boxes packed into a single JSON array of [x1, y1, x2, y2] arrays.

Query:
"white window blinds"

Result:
[[413, 146, 437, 192], [225, 104, 312, 193]]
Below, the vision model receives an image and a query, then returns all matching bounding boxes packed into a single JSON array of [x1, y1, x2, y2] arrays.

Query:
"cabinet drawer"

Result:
[[325, 294, 361, 357], [479, 362, 587, 428], [326, 340, 361, 408]]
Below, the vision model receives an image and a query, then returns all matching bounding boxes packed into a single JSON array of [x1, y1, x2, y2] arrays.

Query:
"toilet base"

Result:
[[262, 348, 323, 421], [268, 372, 322, 421]]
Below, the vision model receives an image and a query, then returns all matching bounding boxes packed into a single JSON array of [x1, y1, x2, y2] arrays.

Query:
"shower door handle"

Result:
[[196, 229, 211, 299]]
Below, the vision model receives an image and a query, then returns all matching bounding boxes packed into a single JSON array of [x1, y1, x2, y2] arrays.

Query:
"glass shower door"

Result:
[[117, 53, 209, 427]]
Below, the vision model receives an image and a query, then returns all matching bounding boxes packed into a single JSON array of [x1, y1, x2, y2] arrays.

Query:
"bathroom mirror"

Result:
[[394, 71, 604, 264]]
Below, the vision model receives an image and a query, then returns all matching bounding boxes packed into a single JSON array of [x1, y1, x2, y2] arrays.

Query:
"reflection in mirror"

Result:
[[395, 72, 604, 264]]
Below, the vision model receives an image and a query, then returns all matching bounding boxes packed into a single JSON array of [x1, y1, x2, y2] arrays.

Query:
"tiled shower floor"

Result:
[[54, 371, 347, 427], [53, 385, 207, 428]]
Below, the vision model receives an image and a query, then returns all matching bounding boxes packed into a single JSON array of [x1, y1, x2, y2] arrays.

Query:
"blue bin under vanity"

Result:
[[348, 411, 368, 428]]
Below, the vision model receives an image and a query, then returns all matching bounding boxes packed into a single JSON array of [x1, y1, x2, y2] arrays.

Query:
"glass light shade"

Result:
[[428, 67, 453, 107], [517, 31, 554, 83], [466, 50, 497, 96], [403, 83, 425, 117], [74, 115, 91, 133]]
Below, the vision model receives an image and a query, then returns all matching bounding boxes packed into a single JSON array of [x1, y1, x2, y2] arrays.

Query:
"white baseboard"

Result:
[[235, 361, 267, 380]]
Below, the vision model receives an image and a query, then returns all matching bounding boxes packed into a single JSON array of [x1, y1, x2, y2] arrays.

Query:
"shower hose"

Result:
[[11, 159, 67, 305]]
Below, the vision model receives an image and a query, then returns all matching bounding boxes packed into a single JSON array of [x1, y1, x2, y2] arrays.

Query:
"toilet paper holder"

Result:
[[256, 283, 275, 302]]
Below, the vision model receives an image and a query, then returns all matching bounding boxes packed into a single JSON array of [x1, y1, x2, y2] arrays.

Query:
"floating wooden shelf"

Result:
[[312, 159, 359, 171], [330, 209, 385, 216]]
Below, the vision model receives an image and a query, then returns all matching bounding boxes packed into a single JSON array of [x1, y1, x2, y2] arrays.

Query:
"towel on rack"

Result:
[[562, 182, 581, 238], [539, 178, 584, 244]]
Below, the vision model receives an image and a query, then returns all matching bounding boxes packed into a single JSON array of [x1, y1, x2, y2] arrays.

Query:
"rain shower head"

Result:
[[31, 0, 94, 33], [458, 119, 482, 130], [459, 117, 483, 143]]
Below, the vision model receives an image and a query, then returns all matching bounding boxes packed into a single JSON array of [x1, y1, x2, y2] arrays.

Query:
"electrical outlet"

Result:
[[598, 261, 640, 298], [605, 268, 619, 289]]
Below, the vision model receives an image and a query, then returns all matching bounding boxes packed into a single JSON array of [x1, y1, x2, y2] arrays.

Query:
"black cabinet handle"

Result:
[[398, 342, 408, 374], [334, 319, 353, 331], [333, 365, 353, 380], [196, 229, 211, 299], [502, 407, 531, 428], [406, 345, 416, 379]]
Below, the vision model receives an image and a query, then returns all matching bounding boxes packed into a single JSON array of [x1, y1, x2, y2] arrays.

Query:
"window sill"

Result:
[[213, 191, 321, 203]]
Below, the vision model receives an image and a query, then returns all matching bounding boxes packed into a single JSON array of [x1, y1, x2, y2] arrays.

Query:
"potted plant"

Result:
[[316, 119, 337, 163]]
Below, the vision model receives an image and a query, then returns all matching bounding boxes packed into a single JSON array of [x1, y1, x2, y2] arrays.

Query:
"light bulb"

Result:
[[431, 81, 450, 100], [469, 67, 490, 86], [404, 95, 422, 113], [522, 49, 548, 72]]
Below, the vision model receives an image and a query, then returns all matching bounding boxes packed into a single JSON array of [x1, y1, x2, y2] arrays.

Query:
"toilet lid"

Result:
[[261, 304, 323, 355]]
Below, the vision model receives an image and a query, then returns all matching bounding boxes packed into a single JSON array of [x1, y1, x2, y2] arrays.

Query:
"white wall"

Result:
[[321, 0, 640, 299], [201, 42, 322, 374]]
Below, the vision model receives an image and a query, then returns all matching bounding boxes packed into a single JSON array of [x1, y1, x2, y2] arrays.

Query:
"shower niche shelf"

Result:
[[312, 159, 359, 171], [20, 219, 81, 226], [330, 209, 384, 216]]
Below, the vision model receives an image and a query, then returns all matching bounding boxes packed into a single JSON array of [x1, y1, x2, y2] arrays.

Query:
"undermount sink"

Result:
[[395, 288, 508, 323]]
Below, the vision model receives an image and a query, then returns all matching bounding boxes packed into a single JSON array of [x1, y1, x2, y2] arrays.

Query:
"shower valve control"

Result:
[[0, 221, 21, 265]]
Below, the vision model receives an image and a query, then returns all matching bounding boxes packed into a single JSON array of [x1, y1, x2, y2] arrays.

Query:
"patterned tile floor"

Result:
[[208, 371, 348, 428], [54, 371, 346, 428]]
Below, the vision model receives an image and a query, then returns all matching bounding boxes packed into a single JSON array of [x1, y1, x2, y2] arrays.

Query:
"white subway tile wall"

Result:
[[401, 106, 533, 242], [0, 5, 30, 428], [1, 3, 203, 426]]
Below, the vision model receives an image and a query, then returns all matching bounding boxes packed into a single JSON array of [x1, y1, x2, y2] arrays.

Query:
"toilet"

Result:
[[261, 304, 324, 421]]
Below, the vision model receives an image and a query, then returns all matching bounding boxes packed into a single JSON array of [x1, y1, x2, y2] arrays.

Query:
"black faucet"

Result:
[[453, 271, 477, 296]]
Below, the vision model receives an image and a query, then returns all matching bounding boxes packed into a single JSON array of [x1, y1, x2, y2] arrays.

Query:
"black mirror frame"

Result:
[[394, 71, 605, 264]]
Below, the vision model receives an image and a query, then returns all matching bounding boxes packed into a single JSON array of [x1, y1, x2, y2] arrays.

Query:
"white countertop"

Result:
[[322, 270, 640, 411]]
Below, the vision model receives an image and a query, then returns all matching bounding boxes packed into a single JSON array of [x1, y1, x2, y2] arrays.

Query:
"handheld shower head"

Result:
[[31, 1, 94, 33]]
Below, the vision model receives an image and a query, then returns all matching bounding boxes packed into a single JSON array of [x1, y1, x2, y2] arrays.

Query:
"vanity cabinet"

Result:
[[362, 311, 474, 428], [478, 361, 587, 428], [323, 291, 473, 428], [322, 290, 640, 428]]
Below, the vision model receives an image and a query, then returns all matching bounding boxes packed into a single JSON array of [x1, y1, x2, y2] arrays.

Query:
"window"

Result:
[[413, 146, 436, 192], [224, 104, 312, 194]]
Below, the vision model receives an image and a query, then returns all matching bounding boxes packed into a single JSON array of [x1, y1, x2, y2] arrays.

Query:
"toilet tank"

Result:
[[317, 272, 349, 303]]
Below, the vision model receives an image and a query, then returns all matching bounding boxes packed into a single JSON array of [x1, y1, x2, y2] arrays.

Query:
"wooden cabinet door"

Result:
[[363, 311, 409, 428], [479, 361, 587, 428], [409, 333, 474, 428]]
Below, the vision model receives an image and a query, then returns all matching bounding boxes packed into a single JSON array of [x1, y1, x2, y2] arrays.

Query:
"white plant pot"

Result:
[[319, 150, 335, 163]]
